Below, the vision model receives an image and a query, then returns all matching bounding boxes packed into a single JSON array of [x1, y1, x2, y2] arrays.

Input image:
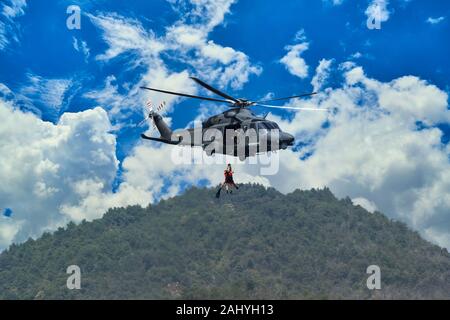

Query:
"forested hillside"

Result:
[[0, 185, 449, 299]]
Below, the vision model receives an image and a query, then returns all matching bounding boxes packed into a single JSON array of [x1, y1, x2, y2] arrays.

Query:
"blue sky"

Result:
[[0, 0, 449, 250]]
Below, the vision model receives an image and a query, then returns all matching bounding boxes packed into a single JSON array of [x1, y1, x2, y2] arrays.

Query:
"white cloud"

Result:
[[0, 217, 23, 248], [24, 75, 71, 108], [350, 52, 363, 60], [166, 29, 262, 89], [164, 0, 262, 89], [0, 23, 7, 50], [365, 0, 390, 24], [181, 0, 237, 31], [2, 0, 26, 18], [91, 0, 260, 86], [0, 99, 118, 250], [352, 197, 378, 213], [72, 37, 90, 62], [84, 75, 127, 119], [280, 42, 310, 79], [369, 76, 449, 125], [322, 0, 344, 6], [294, 29, 307, 42], [20, 74, 72, 119], [311, 59, 334, 92], [426, 16, 445, 25], [0, 0, 27, 50], [89, 13, 165, 63]]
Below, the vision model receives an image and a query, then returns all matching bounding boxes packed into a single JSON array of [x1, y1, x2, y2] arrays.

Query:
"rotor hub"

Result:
[[234, 99, 254, 108]]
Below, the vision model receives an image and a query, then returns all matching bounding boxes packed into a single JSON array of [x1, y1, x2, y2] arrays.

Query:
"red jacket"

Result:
[[224, 170, 233, 178]]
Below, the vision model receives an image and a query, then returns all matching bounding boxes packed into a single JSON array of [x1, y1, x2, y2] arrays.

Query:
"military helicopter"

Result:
[[139, 77, 327, 160]]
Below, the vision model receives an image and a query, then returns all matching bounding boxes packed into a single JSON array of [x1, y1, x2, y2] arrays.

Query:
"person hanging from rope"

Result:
[[216, 164, 239, 198]]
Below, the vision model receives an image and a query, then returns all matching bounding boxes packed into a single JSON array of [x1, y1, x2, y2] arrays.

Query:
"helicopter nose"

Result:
[[281, 132, 295, 146]]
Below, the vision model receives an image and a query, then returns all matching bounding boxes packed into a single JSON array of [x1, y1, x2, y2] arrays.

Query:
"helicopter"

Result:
[[139, 77, 327, 160]]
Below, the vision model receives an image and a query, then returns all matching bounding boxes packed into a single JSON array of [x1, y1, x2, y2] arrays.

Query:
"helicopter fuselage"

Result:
[[142, 107, 295, 160]]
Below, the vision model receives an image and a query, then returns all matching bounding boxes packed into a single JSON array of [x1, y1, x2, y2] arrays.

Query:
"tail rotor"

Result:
[[138, 100, 167, 134]]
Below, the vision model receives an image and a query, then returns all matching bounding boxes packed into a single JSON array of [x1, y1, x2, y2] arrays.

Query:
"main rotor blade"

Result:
[[140, 86, 233, 104], [138, 116, 151, 127], [256, 92, 317, 104], [190, 77, 239, 103], [255, 103, 328, 111]]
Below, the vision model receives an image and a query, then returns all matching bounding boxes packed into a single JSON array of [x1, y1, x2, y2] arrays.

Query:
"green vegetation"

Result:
[[0, 184, 449, 300]]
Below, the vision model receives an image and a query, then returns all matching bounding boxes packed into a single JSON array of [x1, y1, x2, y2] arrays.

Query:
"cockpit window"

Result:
[[258, 122, 279, 130], [257, 123, 267, 130]]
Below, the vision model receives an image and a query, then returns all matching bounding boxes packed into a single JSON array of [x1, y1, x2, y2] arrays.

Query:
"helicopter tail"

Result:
[[151, 112, 173, 140], [139, 101, 173, 141], [139, 101, 183, 145]]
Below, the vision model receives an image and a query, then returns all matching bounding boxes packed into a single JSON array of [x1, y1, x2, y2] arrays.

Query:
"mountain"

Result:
[[0, 184, 449, 300]]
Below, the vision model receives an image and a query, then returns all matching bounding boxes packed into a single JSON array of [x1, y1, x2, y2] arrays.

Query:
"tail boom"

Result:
[[140, 134, 182, 145]]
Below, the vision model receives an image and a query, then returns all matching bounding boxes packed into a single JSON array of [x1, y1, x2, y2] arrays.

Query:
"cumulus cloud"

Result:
[[280, 42, 310, 79], [0, 99, 118, 250]]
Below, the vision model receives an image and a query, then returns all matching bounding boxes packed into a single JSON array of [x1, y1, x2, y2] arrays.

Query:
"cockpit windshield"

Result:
[[258, 122, 280, 130]]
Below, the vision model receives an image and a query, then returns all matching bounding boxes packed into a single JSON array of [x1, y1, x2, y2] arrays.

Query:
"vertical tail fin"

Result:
[[140, 101, 172, 140]]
